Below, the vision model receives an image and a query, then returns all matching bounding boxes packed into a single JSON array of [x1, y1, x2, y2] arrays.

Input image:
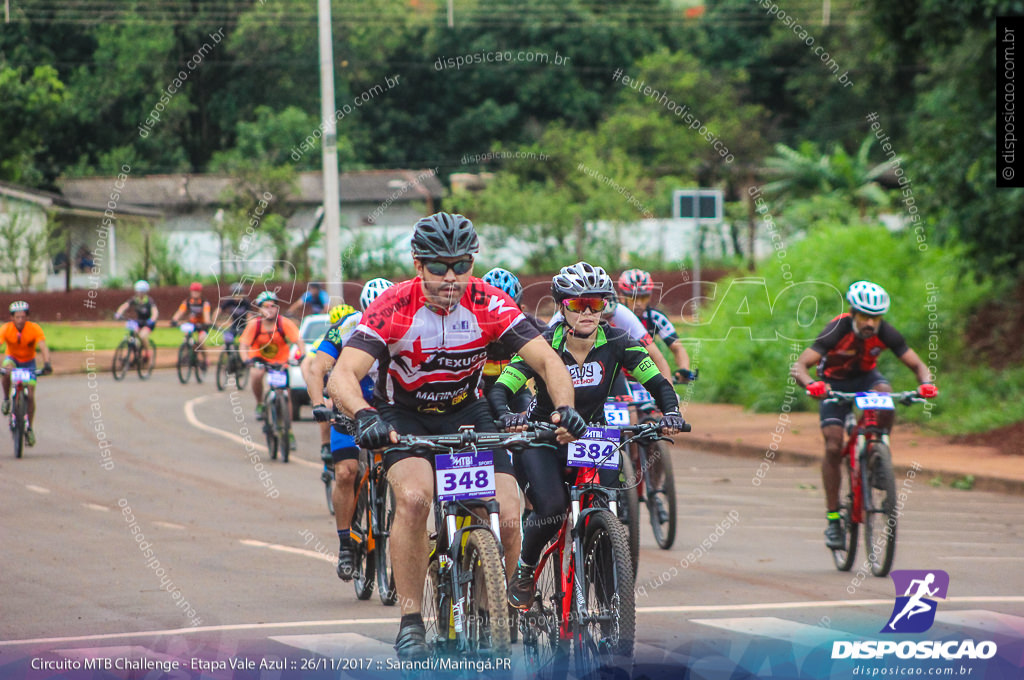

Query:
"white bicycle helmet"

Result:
[[134, 280, 150, 294], [8, 301, 29, 314], [551, 262, 614, 302], [846, 281, 890, 315], [360, 278, 394, 311]]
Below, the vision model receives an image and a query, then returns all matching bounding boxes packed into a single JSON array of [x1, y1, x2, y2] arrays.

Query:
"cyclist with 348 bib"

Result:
[[791, 281, 936, 550], [328, 212, 584, 660]]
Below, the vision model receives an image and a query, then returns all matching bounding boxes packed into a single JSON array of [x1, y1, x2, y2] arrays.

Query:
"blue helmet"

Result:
[[483, 268, 522, 303]]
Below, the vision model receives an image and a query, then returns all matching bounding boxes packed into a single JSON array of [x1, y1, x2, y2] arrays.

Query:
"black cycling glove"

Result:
[[312, 404, 332, 423], [552, 406, 587, 439], [354, 408, 395, 449], [661, 411, 687, 432], [498, 411, 529, 431]]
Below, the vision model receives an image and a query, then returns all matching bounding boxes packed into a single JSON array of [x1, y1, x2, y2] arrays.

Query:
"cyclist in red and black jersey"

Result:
[[327, 212, 585, 660], [170, 282, 213, 369], [617, 268, 694, 383], [792, 281, 937, 550]]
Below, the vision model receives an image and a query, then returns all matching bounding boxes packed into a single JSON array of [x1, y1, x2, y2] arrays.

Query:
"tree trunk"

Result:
[[574, 215, 584, 261]]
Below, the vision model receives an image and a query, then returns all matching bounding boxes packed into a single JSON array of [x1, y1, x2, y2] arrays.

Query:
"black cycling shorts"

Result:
[[819, 369, 891, 428], [378, 398, 515, 475]]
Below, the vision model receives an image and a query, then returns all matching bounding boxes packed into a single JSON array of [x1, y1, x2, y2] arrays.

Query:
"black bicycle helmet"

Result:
[[551, 262, 614, 302], [410, 212, 479, 258]]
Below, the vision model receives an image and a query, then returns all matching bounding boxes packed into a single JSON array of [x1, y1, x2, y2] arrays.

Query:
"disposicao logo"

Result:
[[882, 569, 949, 634], [831, 569, 998, 661]]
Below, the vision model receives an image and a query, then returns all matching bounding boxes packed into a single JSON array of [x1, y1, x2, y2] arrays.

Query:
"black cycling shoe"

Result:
[[394, 622, 429, 660], [507, 563, 536, 611], [336, 545, 355, 581], [824, 521, 846, 550]]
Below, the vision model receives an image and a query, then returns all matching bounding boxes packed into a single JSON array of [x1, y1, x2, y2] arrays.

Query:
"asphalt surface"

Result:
[[1, 370, 1023, 679]]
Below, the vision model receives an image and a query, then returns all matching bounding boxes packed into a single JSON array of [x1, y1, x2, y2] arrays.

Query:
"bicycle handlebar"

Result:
[[386, 423, 558, 455], [823, 390, 927, 406]]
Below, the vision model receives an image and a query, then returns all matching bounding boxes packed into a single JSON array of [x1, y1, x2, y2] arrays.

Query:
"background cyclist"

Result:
[[211, 281, 254, 348], [488, 262, 685, 610], [170, 282, 212, 370], [306, 279, 393, 581], [288, 281, 329, 319], [239, 291, 305, 432], [114, 280, 158, 362], [791, 281, 937, 550], [1, 301, 53, 446], [328, 212, 585, 660], [617, 268, 694, 383], [480, 267, 545, 413]]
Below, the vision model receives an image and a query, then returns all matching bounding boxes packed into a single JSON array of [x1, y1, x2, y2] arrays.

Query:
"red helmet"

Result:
[[617, 269, 654, 296], [189, 282, 202, 292]]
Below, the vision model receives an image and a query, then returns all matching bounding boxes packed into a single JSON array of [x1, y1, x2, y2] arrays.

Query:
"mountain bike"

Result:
[[2, 366, 42, 458], [521, 419, 688, 679], [388, 425, 553, 658], [215, 330, 249, 390], [174, 323, 206, 384], [112, 320, 156, 381], [823, 390, 927, 577], [254, 359, 293, 462], [349, 441, 399, 606]]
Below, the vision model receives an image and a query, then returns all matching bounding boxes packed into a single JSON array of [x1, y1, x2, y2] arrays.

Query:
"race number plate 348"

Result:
[[567, 427, 621, 470], [435, 450, 496, 501], [854, 393, 894, 410]]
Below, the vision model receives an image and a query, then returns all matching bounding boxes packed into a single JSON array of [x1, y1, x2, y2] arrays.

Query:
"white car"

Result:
[[288, 313, 332, 420]]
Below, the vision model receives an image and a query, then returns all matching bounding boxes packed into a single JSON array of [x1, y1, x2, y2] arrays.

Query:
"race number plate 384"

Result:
[[435, 450, 496, 501], [854, 393, 894, 410], [567, 427, 621, 470]]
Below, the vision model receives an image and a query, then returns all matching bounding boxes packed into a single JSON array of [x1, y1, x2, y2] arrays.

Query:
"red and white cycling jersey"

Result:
[[347, 278, 540, 413]]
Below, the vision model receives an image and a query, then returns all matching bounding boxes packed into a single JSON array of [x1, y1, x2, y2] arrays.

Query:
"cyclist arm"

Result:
[[237, 321, 257, 360], [624, 343, 679, 414], [170, 302, 186, 323], [210, 306, 222, 329], [328, 345, 377, 416], [36, 338, 51, 366], [283, 318, 306, 356], [516, 336, 574, 409], [114, 301, 130, 318], [791, 347, 823, 389], [644, 339, 672, 380], [488, 361, 535, 415], [898, 348, 933, 384], [669, 340, 690, 373], [150, 303, 159, 323], [306, 352, 334, 406], [201, 302, 211, 326]]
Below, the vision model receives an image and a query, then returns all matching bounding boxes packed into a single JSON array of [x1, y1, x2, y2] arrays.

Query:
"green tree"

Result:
[[0, 64, 67, 185]]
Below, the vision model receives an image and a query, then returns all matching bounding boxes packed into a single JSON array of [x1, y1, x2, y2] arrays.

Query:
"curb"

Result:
[[680, 436, 1024, 498]]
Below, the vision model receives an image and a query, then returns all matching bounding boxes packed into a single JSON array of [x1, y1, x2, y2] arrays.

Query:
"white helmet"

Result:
[[134, 280, 150, 294], [846, 281, 890, 315], [360, 278, 394, 311]]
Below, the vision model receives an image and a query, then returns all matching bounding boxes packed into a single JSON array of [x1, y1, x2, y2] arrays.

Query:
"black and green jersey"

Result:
[[489, 321, 678, 424]]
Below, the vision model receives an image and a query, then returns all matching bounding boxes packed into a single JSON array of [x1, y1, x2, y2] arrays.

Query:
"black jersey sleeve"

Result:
[[878, 321, 910, 357], [810, 316, 848, 355]]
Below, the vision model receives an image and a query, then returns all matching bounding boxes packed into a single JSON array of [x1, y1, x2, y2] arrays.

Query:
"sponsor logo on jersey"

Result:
[[569, 361, 603, 387]]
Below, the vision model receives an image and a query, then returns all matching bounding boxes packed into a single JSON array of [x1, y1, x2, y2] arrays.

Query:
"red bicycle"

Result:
[[823, 390, 927, 577], [521, 419, 688, 678]]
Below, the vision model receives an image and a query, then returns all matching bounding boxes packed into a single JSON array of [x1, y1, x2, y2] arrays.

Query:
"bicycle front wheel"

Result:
[[422, 550, 451, 654], [234, 355, 250, 389], [323, 465, 335, 516], [352, 463, 376, 600], [193, 348, 206, 384], [523, 544, 569, 679], [375, 478, 398, 606], [264, 394, 278, 460], [864, 442, 897, 577], [216, 351, 230, 391], [12, 390, 27, 459], [832, 456, 859, 571], [176, 344, 192, 384], [640, 418, 677, 549], [461, 529, 512, 656], [112, 341, 130, 381], [138, 342, 156, 380], [575, 509, 635, 678], [277, 392, 291, 463]]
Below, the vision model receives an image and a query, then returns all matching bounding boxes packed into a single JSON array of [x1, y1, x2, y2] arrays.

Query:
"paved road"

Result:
[[1, 371, 1022, 678]]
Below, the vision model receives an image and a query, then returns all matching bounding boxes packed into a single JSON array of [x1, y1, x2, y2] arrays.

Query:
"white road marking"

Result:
[[5, 599, 1023, 647], [934, 610, 1024, 637], [82, 503, 109, 512], [239, 538, 333, 563], [25, 484, 50, 494], [271, 632, 394, 658], [183, 394, 319, 469], [691, 616, 856, 643], [937, 556, 1024, 561], [153, 521, 185, 530]]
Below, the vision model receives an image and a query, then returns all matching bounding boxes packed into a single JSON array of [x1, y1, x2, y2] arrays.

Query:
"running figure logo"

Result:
[[882, 569, 950, 633]]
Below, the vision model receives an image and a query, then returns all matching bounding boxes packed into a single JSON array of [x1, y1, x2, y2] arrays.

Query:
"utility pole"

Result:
[[318, 0, 343, 300]]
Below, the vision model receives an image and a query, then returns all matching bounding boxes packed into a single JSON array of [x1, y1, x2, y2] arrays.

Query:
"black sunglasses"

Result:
[[421, 259, 473, 276]]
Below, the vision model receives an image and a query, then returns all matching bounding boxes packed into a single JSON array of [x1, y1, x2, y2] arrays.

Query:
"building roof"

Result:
[[0, 181, 160, 219], [58, 169, 445, 211]]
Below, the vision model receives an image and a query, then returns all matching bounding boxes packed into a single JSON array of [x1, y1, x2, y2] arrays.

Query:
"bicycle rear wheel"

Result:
[[216, 351, 230, 390], [422, 550, 451, 655], [863, 442, 897, 577], [138, 342, 156, 380], [352, 463, 375, 600], [575, 509, 635, 678], [375, 477, 398, 605], [264, 394, 278, 460], [640, 418, 677, 549], [176, 344, 192, 384], [193, 348, 206, 384], [12, 390, 26, 459], [832, 457, 859, 571], [278, 392, 291, 463], [461, 529, 512, 656], [523, 544, 569, 680], [619, 453, 641, 581], [233, 354, 250, 389], [112, 341, 130, 381]]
